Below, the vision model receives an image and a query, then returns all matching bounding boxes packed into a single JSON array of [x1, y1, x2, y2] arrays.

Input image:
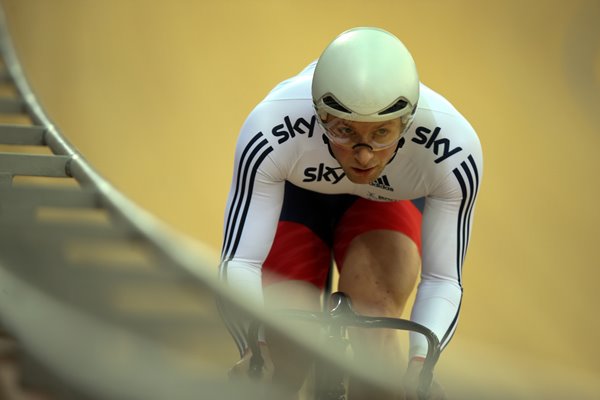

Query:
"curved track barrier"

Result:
[[0, 7, 265, 400]]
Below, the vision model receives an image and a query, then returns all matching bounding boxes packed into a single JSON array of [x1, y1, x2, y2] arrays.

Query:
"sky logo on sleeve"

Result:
[[412, 126, 462, 163], [271, 115, 317, 144]]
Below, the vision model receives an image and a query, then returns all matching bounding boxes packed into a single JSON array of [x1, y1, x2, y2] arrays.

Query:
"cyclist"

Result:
[[220, 27, 482, 399]]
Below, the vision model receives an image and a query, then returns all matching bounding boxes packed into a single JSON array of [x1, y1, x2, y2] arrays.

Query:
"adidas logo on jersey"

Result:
[[370, 175, 394, 191]]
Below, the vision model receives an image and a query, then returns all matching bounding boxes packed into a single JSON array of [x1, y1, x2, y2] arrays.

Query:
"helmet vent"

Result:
[[378, 99, 408, 116], [323, 96, 351, 113]]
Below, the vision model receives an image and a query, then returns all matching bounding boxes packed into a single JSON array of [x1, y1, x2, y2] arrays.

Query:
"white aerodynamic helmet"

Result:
[[312, 27, 419, 125]]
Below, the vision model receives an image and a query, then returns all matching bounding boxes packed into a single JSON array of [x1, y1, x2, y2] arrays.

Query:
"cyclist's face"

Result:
[[326, 116, 402, 184]]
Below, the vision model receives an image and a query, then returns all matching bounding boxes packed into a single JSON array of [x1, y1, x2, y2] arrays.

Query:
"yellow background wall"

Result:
[[1, 0, 599, 394]]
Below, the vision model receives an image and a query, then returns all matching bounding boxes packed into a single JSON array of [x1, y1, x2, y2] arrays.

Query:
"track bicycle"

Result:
[[247, 291, 441, 400]]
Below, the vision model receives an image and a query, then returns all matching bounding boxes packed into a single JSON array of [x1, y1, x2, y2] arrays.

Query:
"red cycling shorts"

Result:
[[262, 182, 423, 289]]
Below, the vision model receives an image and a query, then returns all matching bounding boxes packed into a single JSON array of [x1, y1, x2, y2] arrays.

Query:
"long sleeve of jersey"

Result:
[[218, 106, 288, 353], [409, 153, 482, 358]]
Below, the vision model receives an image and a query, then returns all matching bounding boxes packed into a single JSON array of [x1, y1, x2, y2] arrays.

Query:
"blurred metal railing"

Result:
[[0, 6, 275, 400]]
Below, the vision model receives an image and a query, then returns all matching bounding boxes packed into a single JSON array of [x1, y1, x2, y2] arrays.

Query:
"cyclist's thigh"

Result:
[[333, 198, 423, 266], [334, 198, 423, 314], [262, 181, 356, 290]]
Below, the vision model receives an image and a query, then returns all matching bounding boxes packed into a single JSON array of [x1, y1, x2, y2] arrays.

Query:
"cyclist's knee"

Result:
[[338, 230, 420, 316]]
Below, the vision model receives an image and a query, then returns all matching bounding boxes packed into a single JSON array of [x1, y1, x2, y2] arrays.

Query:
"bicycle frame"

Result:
[[247, 291, 441, 400]]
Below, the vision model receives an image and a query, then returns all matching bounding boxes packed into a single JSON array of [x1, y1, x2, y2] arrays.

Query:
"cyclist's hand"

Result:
[[228, 342, 274, 382], [402, 358, 446, 400]]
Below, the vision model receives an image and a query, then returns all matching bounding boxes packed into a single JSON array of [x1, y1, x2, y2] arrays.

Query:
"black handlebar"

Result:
[[247, 291, 441, 399], [327, 292, 440, 399]]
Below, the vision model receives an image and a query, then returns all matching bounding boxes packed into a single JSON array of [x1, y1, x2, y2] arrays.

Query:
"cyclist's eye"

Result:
[[335, 127, 354, 137], [374, 129, 389, 137]]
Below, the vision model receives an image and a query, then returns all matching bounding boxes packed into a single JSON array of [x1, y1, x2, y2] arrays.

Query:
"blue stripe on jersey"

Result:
[[451, 155, 480, 284], [216, 294, 247, 357], [229, 145, 274, 256], [440, 297, 462, 347], [442, 155, 479, 349], [221, 132, 273, 260], [459, 161, 475, 278], [219, 132, 273, 355], [411, 197, 426, 213], [453, 171, 468, 281]]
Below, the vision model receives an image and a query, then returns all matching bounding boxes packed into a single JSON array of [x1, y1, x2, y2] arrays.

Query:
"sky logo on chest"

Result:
[[303, 163, 345, 184]]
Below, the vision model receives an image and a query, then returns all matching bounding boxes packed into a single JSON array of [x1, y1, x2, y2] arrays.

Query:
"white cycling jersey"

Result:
[[220, 61, 483, 358]]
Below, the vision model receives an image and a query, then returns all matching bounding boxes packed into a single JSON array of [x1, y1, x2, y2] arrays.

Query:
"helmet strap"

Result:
[[386, 137, 406, 165]]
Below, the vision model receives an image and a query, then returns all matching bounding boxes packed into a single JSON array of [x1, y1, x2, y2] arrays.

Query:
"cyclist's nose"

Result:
[[353, 145, 374, 166]]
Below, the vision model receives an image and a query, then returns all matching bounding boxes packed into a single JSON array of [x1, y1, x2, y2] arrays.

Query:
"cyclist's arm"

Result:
[[220, 165, 284, 302], [409, 141, 483, 360], [218, 106, 289, 355]]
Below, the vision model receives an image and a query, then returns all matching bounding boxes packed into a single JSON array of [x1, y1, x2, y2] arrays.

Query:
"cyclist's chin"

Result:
[[345, 167, 381, 184]]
